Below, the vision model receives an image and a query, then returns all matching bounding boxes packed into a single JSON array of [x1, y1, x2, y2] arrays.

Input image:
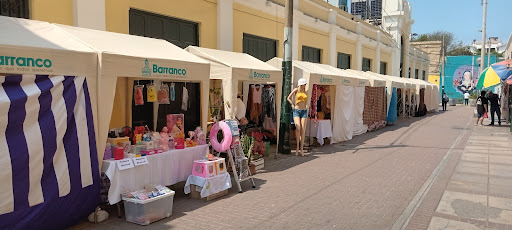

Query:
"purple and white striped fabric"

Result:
[[0, 75, 100, 230]]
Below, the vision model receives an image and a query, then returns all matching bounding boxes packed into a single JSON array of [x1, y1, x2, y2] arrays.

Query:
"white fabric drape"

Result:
[[352, 86, 367, 136], [332, 85, 354, 143]]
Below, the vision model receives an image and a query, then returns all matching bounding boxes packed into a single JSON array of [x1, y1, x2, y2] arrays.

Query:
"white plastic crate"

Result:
[[122, 191, 175, 225]]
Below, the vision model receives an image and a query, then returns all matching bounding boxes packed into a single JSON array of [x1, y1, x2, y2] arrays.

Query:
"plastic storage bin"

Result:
[[122, 191, 175, 225]]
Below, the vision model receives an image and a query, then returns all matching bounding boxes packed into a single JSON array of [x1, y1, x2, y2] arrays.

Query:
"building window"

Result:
[[362, 58, 371, 71], [415, 69, 419, 79], [337, 52, 351, 69], [302, 46, 321, 63], [408, 68, 411, 78], [380, 62, 387, 75], [243, 34, 277, 62], [129, 9, 198, 48], [0, 0, 29, 19], [422, 70, 426, 80]]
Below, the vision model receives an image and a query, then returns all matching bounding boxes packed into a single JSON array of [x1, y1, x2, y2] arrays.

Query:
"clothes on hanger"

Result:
[[261, 85, 276, 123], [181, 86, 188, 111], [309, 84, 318, 122], [249, 85, 262, 123]]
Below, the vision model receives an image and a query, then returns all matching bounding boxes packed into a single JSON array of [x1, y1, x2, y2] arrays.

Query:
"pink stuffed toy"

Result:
[[159, 127, 170, 150]]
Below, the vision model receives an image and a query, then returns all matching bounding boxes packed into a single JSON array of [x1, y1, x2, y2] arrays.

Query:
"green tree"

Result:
[[446, 41, 473, 56], [412, 30, 454, 53]]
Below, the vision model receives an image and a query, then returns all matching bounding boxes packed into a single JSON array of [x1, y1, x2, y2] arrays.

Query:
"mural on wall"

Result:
[[443, 55, 497, 101], [452, 66, 478, 95]]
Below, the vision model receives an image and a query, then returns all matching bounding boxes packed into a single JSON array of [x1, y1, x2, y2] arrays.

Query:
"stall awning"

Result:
[[0, 16, 97, 76], [363, 72, 405, 89], [55, 24, 210, 80], [185, 46, 281, 81], [267, 58, 345, 86]]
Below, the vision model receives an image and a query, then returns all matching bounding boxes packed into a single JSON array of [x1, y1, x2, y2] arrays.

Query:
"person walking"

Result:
[[487, 91, 501, 126], [442, 93, 449, 111], [464, 92, 470, 106], [475, 91, 488, 126]]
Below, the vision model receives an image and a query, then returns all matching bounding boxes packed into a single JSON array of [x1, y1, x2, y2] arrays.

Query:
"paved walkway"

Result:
[[70, 105, 511, 230], [418, 121, 512, 230]]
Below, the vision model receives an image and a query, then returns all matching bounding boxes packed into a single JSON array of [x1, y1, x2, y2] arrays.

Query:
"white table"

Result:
[[184, 173, 232, 198], [102, 145, 208, 204], [306, 119, 332, 145]]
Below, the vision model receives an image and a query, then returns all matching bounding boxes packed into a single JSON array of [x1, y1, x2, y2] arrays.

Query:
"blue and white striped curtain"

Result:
[[0, 75, 100, 230]]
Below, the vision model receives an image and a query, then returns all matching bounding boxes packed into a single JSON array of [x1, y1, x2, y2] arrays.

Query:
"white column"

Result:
[[355, 22, 363, 70], [412, 48, 416, 78], [73, 0, 106, 30], [328, 9, 337, 67], [375, 31, 381, 73], [403, 40, 410, 78], [217, 0, 234, 51]]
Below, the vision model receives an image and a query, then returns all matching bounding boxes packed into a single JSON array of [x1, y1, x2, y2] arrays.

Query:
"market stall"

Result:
[[407, 78, 429, 116], [55, 24, 212, 207], [319, 66, 371, 137], [363, 72, 405, 125], [185, 46, 282, 137], [346, 70, 388, 131], [55, 24, 211, 161], [0, 16, 100, 230], [267, 58, 343, 145]]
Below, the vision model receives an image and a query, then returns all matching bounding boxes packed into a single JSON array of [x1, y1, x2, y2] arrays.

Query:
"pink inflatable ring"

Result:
[[209, 121, 233, 152]]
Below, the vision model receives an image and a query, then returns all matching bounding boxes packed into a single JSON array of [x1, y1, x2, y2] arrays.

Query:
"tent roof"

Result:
[[362, 72, 404, 88], [342, 69, 385, 87], [0, 16, 97, 76], [55, 24, 209, 65], [0, 16, 94, 53], [185, 46, 280, 71]]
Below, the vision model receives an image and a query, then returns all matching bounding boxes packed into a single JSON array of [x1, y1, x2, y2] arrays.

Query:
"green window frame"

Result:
[[380, 62, 387, 75], [302, 46, 321, 63], [362, 58, 371, 71], [243, 33, 277, 62], [337, 52, 351, 69]]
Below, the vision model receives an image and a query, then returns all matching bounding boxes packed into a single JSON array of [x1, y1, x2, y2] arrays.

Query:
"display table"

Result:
[[102, 145, 208, 204], [184, 173, 232, 198], [306, 119, 333, 145]]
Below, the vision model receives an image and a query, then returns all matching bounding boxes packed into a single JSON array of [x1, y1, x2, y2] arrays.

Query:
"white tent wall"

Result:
[[55, 25, 211, 165], [352, 86, 367, 136], [332, 85, 355, 142], [0, 16, 101, 164]]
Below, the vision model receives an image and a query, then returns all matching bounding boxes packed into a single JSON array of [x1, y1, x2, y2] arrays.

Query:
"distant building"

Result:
[[338, 0, 348, 12], [351, 0, 382, 22], [471, 37, 505, 54], [505, 33, 512, 59]]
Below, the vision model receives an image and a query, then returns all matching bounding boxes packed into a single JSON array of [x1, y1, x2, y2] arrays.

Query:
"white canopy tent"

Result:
[[54, 24, 211, 163], [0, 16, 102, 228], [361, 71, 404, 115], [185, 46, 282, 126]]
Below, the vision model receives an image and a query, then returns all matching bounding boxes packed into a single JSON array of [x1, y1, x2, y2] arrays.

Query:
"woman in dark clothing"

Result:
[[475, 91, 488, 126]]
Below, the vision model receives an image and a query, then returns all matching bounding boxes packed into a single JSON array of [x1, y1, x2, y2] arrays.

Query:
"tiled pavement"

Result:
[[418, 119, 512, 230], [70, 105, 509, 230]]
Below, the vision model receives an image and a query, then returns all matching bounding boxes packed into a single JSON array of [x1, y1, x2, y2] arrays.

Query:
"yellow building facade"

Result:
[[25, 0, 430, 128]]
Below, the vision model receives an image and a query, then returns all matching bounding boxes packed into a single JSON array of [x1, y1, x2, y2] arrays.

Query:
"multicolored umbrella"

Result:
[[477, 59, 512, 88]]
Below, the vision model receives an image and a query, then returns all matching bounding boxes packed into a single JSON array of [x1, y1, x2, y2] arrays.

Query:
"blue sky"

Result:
[[328, 0, 511, 45]]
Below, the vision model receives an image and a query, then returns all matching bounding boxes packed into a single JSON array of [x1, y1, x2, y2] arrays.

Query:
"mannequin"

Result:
[[287, 78, 308, 156]]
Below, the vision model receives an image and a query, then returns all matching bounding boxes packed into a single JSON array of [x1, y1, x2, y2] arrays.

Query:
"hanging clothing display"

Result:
[[170, 83, 176, 101], [363, 86, 386, 131], [387, 88, 398, 123], [181, 86, 188, 111], [397, 88, 403, 117], [309, 84, 319, 122], [501, 84, 510, 123], [261, 85, 277, 123], [352, 86, 367, 136], [249, 85, 263, 123], [332, 85, 354, 143]]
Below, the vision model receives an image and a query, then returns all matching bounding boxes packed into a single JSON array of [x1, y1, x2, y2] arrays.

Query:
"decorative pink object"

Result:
[[192, 159, 216, 178], [209, 121, 233, 152], [174, 137, 185, 149], [160, 127, 170, 150], [113, 146, 124, 160], [134, 85, 144, 106]]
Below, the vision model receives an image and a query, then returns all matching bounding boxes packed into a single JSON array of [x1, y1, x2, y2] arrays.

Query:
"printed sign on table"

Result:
[[117, 158, 134, 170], [133, 156, 149, 166]]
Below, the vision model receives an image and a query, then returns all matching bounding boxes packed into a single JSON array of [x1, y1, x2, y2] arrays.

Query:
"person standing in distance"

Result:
[[464, 92, 470, 106], [287, 78, 308, 156], [487, 91, 501, 126], [475, 91, 488, 126], [442, 93, 449, 111]]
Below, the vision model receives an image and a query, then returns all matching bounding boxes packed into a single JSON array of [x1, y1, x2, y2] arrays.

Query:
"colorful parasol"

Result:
[[477, 59, 512, 88]]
